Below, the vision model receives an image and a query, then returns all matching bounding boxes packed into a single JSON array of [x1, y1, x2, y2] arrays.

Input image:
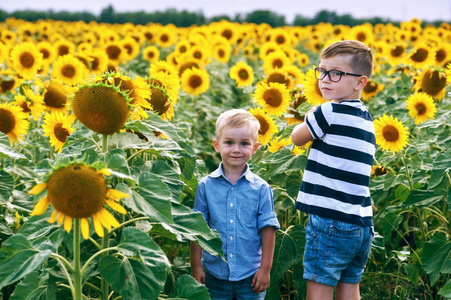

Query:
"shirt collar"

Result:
[[209, 162, 255, 184]]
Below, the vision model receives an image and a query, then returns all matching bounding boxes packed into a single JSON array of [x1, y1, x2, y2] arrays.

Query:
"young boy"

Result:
[[291, 40, 376, 300], [191, 109, 280, 300]]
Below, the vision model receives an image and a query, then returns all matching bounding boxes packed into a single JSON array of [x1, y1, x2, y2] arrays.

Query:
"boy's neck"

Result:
[[222, 164, 247, 185]]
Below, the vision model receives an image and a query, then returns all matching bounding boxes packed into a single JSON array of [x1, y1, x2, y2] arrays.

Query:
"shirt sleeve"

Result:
[[305, 102, 332, 139], [257, 183, 280, 232], [194, 180, 210, 224]]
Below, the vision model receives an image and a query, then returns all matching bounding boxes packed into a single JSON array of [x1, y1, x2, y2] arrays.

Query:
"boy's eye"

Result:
[[241, 142, 249, 146], [226, 141, 233, 145], [331, 70, 342, 76]]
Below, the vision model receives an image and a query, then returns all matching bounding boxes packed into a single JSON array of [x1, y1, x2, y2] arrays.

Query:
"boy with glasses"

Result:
[[291, 40, 376, 300]]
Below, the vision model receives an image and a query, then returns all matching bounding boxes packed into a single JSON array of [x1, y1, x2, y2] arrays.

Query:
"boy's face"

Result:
[[318, 54, 367, 102], [213, 124, 259, 171]]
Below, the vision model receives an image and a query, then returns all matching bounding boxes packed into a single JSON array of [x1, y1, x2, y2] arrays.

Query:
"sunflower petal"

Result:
[[107, 189, 129, 201], [99, 168, 112, 176], [30, 196, 51, 216], [48, 209, 59, 223], [93, 213, 104, 237], [29, 183, 47, 195], [57, 212, 65, 225], [64, 216, 72, 233], [96, 209, 112, 231], [63, 113, 77, 128], [100, 209, 121, 228], [81, 218, 90, 240], [105, 199, 127, 214]]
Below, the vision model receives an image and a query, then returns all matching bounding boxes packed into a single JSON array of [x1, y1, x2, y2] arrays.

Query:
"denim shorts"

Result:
[[205, 272, 266, 300], [303, 214, 373, 287]]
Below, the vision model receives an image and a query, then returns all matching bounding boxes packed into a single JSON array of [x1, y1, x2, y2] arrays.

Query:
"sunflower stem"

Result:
[[73, 218, 82, 300], [101, 228, 110, 300], [102, 134, 108, 154]]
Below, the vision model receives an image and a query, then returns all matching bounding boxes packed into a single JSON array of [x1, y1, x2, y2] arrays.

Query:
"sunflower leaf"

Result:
[[0, 234, 52, 289], [0, 144, 28, 160]]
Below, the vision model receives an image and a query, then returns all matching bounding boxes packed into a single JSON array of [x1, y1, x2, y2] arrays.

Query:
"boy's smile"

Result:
[[213, 125, 259, 172]]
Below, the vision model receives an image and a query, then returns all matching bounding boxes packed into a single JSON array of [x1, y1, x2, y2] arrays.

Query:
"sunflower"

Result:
[[374, 114, 409, 153], [297, 53, 310, 67], [264, 69, 294, 90], [147, 80, 174, 120], [269, 28, 292, 47], [180, 67, 210, 96], [149, 60, 179, 78], [361, 80, 384, 101], [41, 80, 70, 113], [285, 90, 307, 125], [433, 43, 451, 67], [387, 43, 408, 66], [268, 136, 291, 153], [405, 92, 437, 124], [229, 61, 254, 87], [36, 41, 56, 66], [253, 82, 290, 117], [9, 41, 44, 80], [51, 54, 88, 86], [0, 71, 21, 94], [212, 43, 231, 63], [174, 40, 191, 55], [371, 165, 389, 178], [28, 163, 129, 239], [177, 55, 201, 77], [155, 26, 178, 48], [54, 39, 74, 57], [142, 45, 160, 63], [303, 66, 326, 106], [42, 112, 76, 152], [258, 41, 279, 60], [407, 44, 436, 69], [0, 103, 30, 145], [121, 37, 140, 61], [414, 67, 447, 101], [348, 25, 374, 44], [148, 70, 180, 103], [262, 50, 291, 74], [104, 41, 124, 64], [248, 107, 278, 146], [16, 86, 45, 119], [188, 45, 210, 65], [84, 49, 109, 75], [72, 82, 132, 135]]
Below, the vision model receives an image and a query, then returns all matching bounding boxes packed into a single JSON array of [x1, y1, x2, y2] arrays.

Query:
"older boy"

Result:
[[191, 109, 280, 300], [291, 40, 376, 300]]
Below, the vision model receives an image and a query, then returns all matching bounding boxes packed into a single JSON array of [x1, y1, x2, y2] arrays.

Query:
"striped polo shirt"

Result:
[[295, 100, 376, 227]]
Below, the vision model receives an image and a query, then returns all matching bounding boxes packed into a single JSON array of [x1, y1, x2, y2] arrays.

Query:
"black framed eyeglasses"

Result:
[[314, 67, 363, 82]]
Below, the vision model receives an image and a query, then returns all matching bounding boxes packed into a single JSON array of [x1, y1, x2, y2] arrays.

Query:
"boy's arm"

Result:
[[190, 241, 205, 284], [251, 226, 276, 293], [291, 106, 316, 146]]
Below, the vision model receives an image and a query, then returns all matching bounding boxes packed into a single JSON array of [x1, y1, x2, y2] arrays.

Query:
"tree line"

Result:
[[0, 5, 447, 27]]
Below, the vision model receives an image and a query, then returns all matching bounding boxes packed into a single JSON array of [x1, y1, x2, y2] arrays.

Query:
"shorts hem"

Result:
[[338, 276, 362, 284], [303, 271, 337, 287]]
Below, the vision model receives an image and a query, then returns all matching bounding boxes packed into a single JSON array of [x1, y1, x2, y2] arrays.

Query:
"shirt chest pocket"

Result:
[[238, 201, 258, 227]]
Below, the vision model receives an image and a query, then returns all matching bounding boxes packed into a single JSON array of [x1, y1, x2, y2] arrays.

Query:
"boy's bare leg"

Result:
[[335, 282, 360, 300], [306, 280, 333, 300]]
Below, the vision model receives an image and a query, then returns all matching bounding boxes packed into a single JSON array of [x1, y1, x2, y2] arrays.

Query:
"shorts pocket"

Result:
[[324, 224, 361, 268]]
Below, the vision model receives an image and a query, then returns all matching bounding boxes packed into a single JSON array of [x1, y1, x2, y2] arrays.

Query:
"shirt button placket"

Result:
[[227, 185, 236, 279]]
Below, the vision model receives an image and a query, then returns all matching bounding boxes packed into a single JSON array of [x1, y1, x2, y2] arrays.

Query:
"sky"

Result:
[[1, 0, 450, 23]]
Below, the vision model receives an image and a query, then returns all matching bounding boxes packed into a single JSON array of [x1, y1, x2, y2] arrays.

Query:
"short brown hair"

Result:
[[215, 109, 260, 141], [321, 40, 374, 78]]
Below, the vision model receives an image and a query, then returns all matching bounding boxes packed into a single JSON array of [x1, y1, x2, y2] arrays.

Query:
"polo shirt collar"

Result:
[[209, 162, 255, 184]]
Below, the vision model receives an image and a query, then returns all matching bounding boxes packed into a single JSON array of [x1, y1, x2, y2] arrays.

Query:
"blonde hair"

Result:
[[321, 40, 374, 78], [215, 109, 260, 141]]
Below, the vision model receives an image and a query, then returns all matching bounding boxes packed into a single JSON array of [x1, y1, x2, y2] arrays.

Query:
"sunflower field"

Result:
[[0, 16, 450, 300]]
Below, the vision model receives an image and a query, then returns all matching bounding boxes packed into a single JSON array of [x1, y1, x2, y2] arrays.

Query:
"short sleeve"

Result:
[[257, 183, 280, 232], [305, 103, 333, 139]]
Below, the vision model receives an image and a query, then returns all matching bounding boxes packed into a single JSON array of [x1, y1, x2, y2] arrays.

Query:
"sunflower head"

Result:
[[406, 92, 437, 124], [253, 82, 291, 117], [248, 107, 278, 146], [414, 67, 447, 101], [0, 103, 30, 145], [374, 114, 409, 153], [72, 81, 132, 135], [28, 162, 129, 239]]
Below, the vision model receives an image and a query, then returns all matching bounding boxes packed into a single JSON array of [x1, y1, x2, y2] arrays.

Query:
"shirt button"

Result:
[[230, 254, 233, 258], [231, 187, 234, 190], [230, 236, 233, 240], [230, 219, 233, 223], [230, 203, 233, 207]]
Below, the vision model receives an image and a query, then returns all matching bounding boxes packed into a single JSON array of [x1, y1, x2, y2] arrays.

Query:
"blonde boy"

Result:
[[191, 109, 280, 300], [292, 40, 376, 300]]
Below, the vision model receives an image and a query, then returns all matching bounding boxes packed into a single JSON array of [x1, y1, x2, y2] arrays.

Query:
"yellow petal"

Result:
[[99, 168, 112, 176], [57, 212, 65, 225], [64, 216, 72, 233], [96, 209, 112, 231], [30, 196, 51, 216], [63, 113, 77, 128], [93, 213, 104, 237], [29, 183, 47, 195], [105, 199, 127, 214], [106, 189, 129, 201], [100, 209, 121, 228], [48, 209, 59, 223], [81, 218, 90, 240]]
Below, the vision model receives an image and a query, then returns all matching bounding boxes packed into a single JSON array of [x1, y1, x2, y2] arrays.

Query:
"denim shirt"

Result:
[[194, 163, 280, 281]]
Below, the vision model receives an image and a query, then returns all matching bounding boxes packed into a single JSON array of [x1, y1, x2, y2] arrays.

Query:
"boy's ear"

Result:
[[252, 142, 260, 154], [355, 76, 369, 91], [213, 139, 220, 153]]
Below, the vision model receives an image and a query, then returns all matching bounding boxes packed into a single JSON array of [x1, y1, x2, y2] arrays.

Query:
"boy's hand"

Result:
[[191, 266, 205, 284], [251, 267, 270, 293]]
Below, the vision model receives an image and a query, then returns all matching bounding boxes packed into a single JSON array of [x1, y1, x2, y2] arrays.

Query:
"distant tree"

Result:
[[99, 5, 115, 23], [293, 14, 311, 26], [244, 10, 286, 27]]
